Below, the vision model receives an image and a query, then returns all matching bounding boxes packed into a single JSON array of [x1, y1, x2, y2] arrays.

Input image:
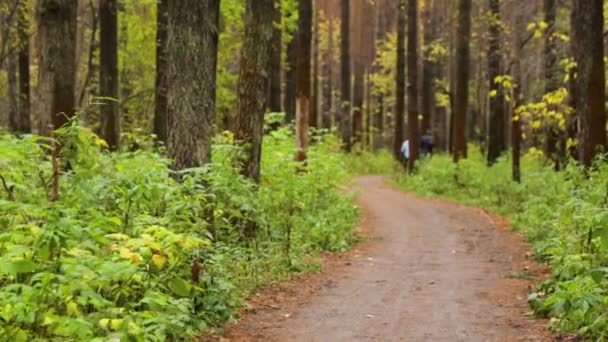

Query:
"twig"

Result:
[[0, 174, 14, 200]]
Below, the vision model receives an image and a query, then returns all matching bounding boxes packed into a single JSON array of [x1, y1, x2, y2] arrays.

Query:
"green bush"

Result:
[[391, 148, 608, 340], [0, 122, 358, 341]]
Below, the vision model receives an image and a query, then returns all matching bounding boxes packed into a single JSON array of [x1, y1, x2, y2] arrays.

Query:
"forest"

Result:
[[1, 0, 608, 340]]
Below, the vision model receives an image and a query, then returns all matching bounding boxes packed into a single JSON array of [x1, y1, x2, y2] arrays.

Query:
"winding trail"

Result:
[[219, 176, 552, 341]]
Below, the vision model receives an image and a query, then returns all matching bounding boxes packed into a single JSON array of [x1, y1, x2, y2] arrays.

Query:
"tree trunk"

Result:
[[406, 0, 419, 171], [235, 0, 274, 182], [544, 0, 560, 169], [322, 15, 334, 129], [153, 0, 168, 144], [420, 0, 434, 136], [16, 0, 30, 133], [7, 54, 18, 132], [452, 0, 471, 162], [268, 0, 282, 113], [339, 0, 352, 150], [295, 0, 312, 162], [37, 0, 78, 135], [352, 61, 364, 146], [284, 31, 296, 123], [394, 0, 406, 161], [486, 0, 505, 165], [310, 1, 319, 128], [571, 0, 605, 167], [99, 0, 119, 150], [166, 0, 219, 170]]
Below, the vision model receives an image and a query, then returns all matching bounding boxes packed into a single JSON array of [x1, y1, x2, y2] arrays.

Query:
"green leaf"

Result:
[[0, 259, 38, 275], [168, 277, 192, 297]]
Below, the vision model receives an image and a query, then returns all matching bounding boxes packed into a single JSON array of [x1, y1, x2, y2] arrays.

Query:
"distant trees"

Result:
[[37, 0, 78, 134], [153, 0, 169, 145], [571, 0, 606, 167], [15, 0, 30, 134], [166, 1, 220, 170], [235, 0, 275, 181]]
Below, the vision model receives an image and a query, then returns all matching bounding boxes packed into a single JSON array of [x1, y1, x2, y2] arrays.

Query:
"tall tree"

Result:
[[153, 0, 168, 144], [235, 0, 274, 182], [295, 0, 312, 162], [571, 0, 605, 167], [268, 0, 282, 113], [16, 0, 30, 133], [339, 0, 351, 150], [7, 54, 18, 132], [406, 0, 419, 171], [420, 0, 435, 136], [486, 0, 505, 165], [452, 0, 471, 162], [321, 13, 334, 129], [351, 0, 364, 146], [99, 0, 119, 150], [284, 29, 296, 123], [166, 1, 220, 170], [394, 0, 406, 161], [310, 0, 319, 128], [543, 0, 560, 168], [37, 0, 78, 134]]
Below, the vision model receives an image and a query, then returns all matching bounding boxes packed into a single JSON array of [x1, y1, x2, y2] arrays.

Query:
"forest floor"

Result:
[[206, 176, 564, 341]]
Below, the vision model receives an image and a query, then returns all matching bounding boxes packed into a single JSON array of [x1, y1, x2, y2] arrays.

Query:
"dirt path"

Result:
[[217, 176, 552, 341]]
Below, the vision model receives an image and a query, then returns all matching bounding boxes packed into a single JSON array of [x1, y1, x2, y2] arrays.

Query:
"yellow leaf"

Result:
[[99, 318, 110, 329], [152, 254, 167, 268], [106, 233, 130, 241], [110, 319, 123, 331], [129, 253, 142, 264], [119, 247, 132, 259]]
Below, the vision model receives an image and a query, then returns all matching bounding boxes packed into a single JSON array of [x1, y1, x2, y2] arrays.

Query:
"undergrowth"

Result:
[[382, 147, 608, 340], [0, 122, 358, 341]]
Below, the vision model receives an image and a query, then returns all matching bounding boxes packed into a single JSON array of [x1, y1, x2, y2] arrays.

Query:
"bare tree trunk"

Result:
[[544, 0, 560, 169], [153, 0, 168, 144], [452, 0, 471, 162], [16, 0, 30, 133], [310, 1, 319, 128], [166, 0, 219, 170], [406, 0, 419, 171], [7, 54, 18, 132], [486, 0, 505, 165], [295, 0, 312, 162], [99, 0, 119, 150], [235, 0, 274, 182], [322, 15, 333, 129], [420, 0, 434, 136], [37, 0, 78, 135], [339, 0, 352, 150], [394, 0, 406, 161], [571, 0, 605, 167], [284, 31, 296, 123], [268, 0, 282, 113]]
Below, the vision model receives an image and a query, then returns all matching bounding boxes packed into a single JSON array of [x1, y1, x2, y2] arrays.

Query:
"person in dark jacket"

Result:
[[420, 130, 434, 157]]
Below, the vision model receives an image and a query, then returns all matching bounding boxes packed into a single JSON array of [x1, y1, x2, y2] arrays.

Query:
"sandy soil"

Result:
[[207, 176, 562, 342]]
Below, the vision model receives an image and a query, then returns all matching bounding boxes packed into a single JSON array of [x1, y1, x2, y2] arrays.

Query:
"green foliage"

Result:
[[0, 121, 358, 340], [390, 150, 608, 339]]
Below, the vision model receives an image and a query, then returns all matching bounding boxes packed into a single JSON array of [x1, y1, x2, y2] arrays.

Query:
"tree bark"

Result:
[[7, 54, 18, 133], [16, 0, 30, 133], [284, 29, 296, 123], [99, 0, 119, 150], [339, 0, 352, 150], [420, 0, 434, 136], [310, 1, 319, 128], [295, 0, 312, 162], [394, 0, 406, 161], [543, 0, 560, 169], [166, 0, 219, 170], [452, 0, 471, 162], [268, 0, 282, 113], [153, 0, 168, 144], [486, 0, 505, 165], [321, 15, 334, 129], [406, 0, 419, 171], [37, 0, 78, 135], [235, 0, 275, 182], [571, 0, 605, 167]]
